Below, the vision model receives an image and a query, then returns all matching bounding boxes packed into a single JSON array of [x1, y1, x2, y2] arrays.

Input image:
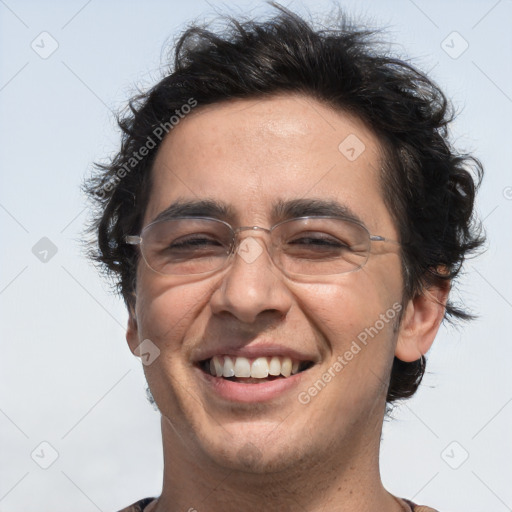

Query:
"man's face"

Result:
[[128, 94, 405, 472]]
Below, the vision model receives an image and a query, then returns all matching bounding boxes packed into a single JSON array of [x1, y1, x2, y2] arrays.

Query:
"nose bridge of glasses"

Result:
[[233, 225, 272, 235], [227, 225, 279, 269], [231, 225, 273, 247]]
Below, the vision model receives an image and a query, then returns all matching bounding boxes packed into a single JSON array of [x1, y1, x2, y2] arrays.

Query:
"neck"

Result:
[[151, 415, 403, 512]]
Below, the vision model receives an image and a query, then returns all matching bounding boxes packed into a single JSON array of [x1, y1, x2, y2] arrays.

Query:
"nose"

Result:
[[208, 231, 293, 324]]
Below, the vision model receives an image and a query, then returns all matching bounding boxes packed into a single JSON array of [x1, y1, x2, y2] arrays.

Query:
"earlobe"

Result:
[[126, 307, 140, 356], [395, 281, 450, 362]]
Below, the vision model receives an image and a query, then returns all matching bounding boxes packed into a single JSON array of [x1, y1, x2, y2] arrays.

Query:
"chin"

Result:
[[192, 419, 315, 475], [210, 440, 304, 475]]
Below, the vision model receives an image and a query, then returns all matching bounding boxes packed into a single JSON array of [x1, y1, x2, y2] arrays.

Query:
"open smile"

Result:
[[196, 354, 316, 402]]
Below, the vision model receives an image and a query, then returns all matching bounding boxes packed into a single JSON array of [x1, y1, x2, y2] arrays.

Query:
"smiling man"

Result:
[[86, 5, 483, 512]]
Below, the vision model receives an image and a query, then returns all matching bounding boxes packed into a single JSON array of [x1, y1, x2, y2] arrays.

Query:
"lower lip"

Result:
[[196, 366, 307, 403]]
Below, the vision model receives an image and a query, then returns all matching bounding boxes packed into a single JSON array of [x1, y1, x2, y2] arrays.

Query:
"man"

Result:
[[86, 4, 484, 511]]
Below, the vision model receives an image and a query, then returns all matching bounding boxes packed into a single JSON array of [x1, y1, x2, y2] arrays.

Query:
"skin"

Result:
[[126, 94, 448, 512]]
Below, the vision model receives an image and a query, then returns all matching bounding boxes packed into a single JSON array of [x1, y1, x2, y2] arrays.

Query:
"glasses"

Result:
[[125, 216, 399, 278]]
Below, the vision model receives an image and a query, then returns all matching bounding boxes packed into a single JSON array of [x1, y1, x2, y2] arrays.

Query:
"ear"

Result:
[[395, 280, 450, 362], [126, 304, 140, 356]]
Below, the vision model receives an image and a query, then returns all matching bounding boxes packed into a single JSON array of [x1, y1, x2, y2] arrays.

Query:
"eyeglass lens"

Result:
[[139, 217, 370, 276]]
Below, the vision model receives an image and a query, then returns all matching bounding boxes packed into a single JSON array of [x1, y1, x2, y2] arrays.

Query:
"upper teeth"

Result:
[[208, 355, 301, 378]]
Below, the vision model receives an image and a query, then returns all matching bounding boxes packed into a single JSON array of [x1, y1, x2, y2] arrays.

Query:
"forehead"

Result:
[[146, 94, 394, 234]]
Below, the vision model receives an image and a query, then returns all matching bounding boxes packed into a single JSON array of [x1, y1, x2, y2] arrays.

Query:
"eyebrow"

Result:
[[151, 198, 365, 227]]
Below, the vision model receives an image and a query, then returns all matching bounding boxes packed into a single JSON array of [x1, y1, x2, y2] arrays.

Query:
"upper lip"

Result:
[[191, 342, 319, 364]]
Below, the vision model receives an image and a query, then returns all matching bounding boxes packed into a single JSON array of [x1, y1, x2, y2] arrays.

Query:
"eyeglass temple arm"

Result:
[[370, 235, 401, 245], [125, 235, 142, 245]]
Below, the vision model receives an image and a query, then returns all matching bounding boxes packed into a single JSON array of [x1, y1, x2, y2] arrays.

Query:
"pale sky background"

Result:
[[0, 1, 511, 511]]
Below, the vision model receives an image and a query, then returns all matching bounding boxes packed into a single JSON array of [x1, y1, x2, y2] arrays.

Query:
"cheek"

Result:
[[296, 272, 401, 342], [297, 277, 403, 406], [134, 271, 213, 348]]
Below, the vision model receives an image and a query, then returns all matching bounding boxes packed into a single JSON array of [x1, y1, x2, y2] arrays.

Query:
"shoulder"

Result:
[[115, 497, 157, 512]]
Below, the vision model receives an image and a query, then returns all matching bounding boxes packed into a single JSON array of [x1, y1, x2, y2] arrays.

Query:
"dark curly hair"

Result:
[[84, 3, 484, 404]]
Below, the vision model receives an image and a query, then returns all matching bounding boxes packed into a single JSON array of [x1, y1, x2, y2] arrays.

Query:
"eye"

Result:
[[288, 233, 351, 249], [169, 235, 225, 249], [281, 233, 355, 261]]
